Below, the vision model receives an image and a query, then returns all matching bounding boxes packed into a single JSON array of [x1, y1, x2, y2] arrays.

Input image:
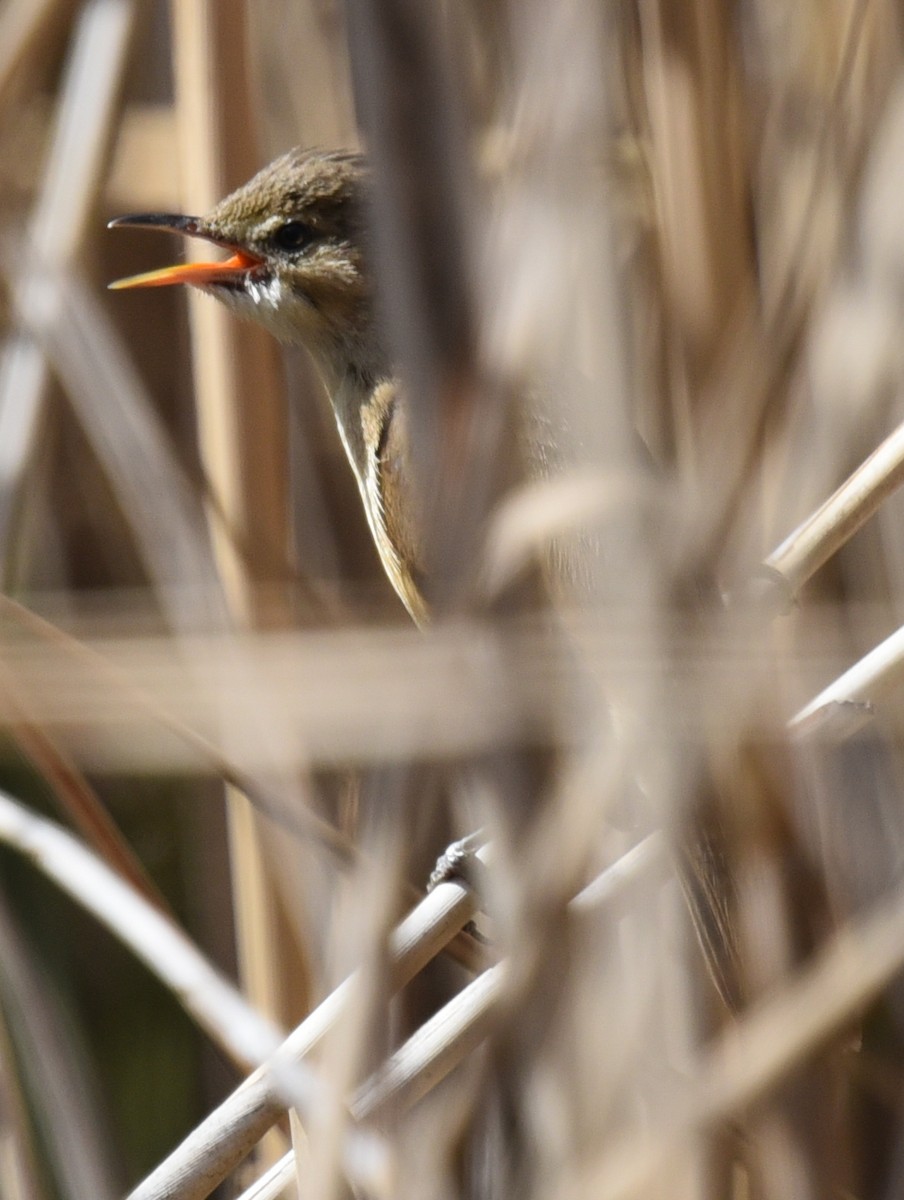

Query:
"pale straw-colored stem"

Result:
[[0, 786, 394, 1198], [764, 414, 904, 602], [0, 0, 135, 559], [567, 863, 904, 1200], [126, 866, 483, 1200], [789, 621, 904, 738], [130, 836, 661, 1200]]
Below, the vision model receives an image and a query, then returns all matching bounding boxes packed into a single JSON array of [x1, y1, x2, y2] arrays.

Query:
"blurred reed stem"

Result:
[[168, 0, 310, 1058]]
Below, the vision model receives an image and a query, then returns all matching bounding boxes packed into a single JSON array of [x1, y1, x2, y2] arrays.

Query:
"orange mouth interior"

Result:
[[109, 249, 260, 291]]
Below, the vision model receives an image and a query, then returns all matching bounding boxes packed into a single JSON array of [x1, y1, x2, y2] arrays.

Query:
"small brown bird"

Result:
[[110, 149, 427, 623], [111, 148, 752, 1011]]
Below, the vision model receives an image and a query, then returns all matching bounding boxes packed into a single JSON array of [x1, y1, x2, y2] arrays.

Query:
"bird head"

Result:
[[109, 149, 382, 385]]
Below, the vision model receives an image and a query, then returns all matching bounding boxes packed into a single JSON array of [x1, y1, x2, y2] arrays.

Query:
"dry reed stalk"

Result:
[[0, 788, 288, 1070], [0, 613, 796, 766], [1, 601, 903, 768], [0, 782, 485, 1200], [125, 837, 663, 1200], [0, 788, 405, 1198], [168, 0, 310, 1056], [0, 0, 135, 561], [0, 595, 361, 865], [246, 2, 367, 601], [344, 0, 489, 612], [759, 411, 904, 603], [6, 0, 904, 1197], [230, 1153, 296, 1200], [569, 862, 904, 1199]]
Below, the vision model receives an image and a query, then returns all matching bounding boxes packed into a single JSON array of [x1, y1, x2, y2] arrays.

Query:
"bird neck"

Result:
[[306, 330, 391, 486]]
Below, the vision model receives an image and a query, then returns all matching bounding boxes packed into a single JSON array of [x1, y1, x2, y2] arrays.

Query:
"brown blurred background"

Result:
[[5, 2, 904, 1199]]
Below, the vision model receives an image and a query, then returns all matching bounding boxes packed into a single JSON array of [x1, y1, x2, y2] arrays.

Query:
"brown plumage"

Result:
[[110, 149, 428, 623], [112, 151, 779, 1016]]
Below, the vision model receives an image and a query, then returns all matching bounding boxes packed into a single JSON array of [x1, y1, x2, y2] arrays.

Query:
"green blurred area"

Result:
[[0, 750, 236, 1195]]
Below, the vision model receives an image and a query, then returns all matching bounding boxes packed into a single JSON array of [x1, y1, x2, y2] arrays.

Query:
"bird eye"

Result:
[[271, 220, 315, 252]]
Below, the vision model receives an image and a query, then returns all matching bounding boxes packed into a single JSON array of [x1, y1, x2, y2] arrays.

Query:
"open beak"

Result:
[[107, 213, 261, 290]]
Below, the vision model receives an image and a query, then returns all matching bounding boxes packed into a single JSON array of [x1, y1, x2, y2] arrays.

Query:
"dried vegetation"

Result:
[[2, 1, 904, 1198]]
